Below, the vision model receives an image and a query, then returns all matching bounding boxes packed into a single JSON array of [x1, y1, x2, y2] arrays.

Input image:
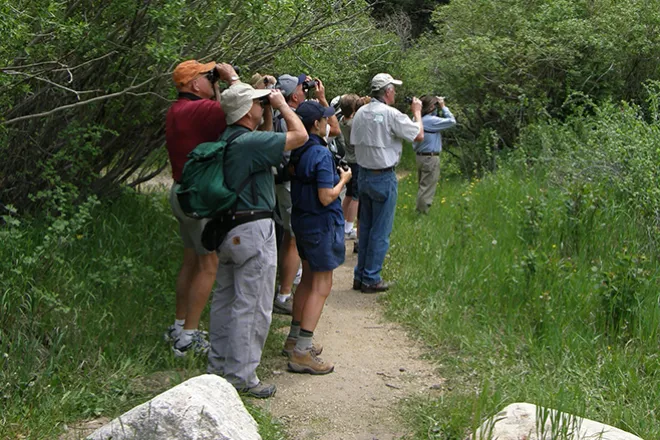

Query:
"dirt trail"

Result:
[[258, 249, 444, 440]]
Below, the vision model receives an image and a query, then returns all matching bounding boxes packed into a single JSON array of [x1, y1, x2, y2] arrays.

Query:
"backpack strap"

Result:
[[222, 126, 261, 215]]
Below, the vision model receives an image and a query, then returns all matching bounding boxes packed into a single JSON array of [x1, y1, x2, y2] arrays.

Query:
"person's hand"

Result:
[[411, 97, 422, 114], [268, 89, 286, 109], [215, 63, 238, 83], [339, 165, 352, 183], [315, 78, 327, 104], [436, 96, 445, 108], [264, 75, 276, 88]]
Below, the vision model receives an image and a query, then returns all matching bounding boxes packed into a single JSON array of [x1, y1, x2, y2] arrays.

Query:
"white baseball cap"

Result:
[[371, 73, 403, 91]]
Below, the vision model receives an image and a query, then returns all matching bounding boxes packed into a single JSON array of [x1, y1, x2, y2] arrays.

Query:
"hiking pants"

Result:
[[207, 218, 277, 389], [415, 155, 440, 213]]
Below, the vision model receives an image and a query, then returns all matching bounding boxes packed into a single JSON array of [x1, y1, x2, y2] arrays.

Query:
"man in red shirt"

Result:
[[164, 60, 240, 356]]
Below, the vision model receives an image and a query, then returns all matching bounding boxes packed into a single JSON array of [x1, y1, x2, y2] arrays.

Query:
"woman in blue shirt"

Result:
[[413, 95, 456, 214], [283, 101, 352, 375]]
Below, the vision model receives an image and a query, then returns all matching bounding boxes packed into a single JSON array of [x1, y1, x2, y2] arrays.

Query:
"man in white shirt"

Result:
[[350, 73, 423, 293]]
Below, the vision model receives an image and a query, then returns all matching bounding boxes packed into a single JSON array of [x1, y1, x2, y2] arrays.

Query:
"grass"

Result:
[[384, 151, 660, 439], [0, 188, 287, 440]]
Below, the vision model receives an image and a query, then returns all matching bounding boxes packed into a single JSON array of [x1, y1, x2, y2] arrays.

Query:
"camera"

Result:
[[336, 156, 349, 172], [302, 80, 318, 93]]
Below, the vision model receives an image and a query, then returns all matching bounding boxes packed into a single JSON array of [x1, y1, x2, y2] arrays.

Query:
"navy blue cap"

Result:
[[296, 101, 335, 125]]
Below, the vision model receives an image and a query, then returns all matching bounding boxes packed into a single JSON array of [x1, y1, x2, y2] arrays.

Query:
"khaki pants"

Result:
[[415, 155, 440, 214]]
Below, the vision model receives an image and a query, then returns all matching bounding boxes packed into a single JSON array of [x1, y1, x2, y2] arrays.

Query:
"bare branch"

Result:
[[2, 75, 165, 126], [2, 70, 102, 99]]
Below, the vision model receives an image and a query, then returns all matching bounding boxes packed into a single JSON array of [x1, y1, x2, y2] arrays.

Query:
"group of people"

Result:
[[163, 59, 455, 398]]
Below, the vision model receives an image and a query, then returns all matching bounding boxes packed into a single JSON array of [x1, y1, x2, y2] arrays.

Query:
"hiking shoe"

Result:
[[163, 324, 180, 343], [273, 295, 293, 315], [361, 280, 390, 294], [352, 279, 362, 290], [288, 348, 334, 375], [281, 337, 323, 357], [172, 330, 210, 357], [237, 382, 277, 399], [345, 229, 358, 240]]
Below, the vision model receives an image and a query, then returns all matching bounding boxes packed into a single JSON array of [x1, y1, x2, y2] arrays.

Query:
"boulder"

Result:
[[88, 374, 261, 440], [469, 402, 643, 440]]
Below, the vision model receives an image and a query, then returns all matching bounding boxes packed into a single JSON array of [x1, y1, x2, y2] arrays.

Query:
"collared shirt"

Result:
[[290, 134, 343, 233], [413, 107, 456, 154], [350, 99, 419, 169], [223, 125, 286, 211], [165, 92, 226, 182]]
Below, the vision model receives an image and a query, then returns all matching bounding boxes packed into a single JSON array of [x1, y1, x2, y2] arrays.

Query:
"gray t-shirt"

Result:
[[339, 118, 356, 164]]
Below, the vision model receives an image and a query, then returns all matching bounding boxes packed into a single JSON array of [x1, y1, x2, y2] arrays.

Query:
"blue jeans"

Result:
[[354, 169, 398, 286]]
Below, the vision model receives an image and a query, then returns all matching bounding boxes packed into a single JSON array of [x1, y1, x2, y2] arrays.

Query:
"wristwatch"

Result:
[[230, 75, 240, 82]]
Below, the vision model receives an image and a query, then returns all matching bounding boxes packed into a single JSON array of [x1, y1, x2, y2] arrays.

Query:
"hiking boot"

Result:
[[352, 279, 362, 290], [281, 337, 323, 357], [273, 295, 293, 315], [288, 348, 334, 375], [237, 382, 277, 399], [361, 280, 390, 294], [345, 229, 358, 240], [163, 324, 180, 343], [172, 330, 210, 357]]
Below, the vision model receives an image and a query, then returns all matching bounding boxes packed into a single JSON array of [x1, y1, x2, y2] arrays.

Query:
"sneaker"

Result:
[[293, 265, 303, 286], [237, 382, 277, 399], [361, 280, 390, 294], [281, 337, 323, 357], [345, 229, 358, 240], [288, 348, 334, 375], [172, 330, 210, 357], [163, 324, 180, 342], [273, 295, 293, 315], [353, 239, 359, 254], [352, 279, 362, 290]]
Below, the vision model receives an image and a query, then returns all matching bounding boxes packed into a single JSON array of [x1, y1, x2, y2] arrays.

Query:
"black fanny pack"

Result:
[[201, 211, 273, 251]]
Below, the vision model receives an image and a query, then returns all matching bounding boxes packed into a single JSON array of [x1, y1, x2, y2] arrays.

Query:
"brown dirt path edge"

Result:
[[256, 248, 444, 440]]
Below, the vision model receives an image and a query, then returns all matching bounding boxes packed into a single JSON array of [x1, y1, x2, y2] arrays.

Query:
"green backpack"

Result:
[[176, 127, 251, 219]]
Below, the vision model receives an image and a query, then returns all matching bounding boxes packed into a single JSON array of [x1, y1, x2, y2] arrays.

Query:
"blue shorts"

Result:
[[294, 222, 345, 272]]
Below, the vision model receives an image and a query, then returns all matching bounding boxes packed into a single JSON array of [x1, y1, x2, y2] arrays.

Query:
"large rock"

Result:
[[88, 374, 261, 440], [469, 402, 643, 440]]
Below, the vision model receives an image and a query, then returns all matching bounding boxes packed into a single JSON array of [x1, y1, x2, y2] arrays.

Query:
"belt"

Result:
[[362, 166, 395, 173], [201, 211, 273, 251], [416, 152, 440, 156], [226, 210, 273, 222]]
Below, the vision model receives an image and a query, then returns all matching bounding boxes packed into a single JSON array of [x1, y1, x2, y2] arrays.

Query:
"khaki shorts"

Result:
[[169, 183, 213, 255], [275, 183, 294, 236]]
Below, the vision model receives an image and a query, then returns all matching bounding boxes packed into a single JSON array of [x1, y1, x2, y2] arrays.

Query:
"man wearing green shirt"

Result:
[[207, 83, 308, 398]]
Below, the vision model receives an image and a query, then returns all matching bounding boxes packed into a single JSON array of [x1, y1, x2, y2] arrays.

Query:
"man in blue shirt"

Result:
[[413, 95, 456, 214]]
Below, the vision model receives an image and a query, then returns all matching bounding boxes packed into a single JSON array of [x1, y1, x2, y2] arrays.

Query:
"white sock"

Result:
[[177, 329, 196, 346], [175, 319, 185, 329], [277, 293, 291, 303], [345, 221, 354, 233]]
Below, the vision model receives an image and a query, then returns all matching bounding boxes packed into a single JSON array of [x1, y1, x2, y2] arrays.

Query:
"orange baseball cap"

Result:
[[172, 60, 216, 87]]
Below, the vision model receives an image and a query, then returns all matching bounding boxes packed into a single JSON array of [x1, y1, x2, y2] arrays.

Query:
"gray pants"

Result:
[[415, 155, 441, 213], [207, 219, 277, 389]]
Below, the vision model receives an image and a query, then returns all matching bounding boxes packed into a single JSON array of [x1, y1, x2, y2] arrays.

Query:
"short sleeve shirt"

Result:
[[339, 118, 356, 164], [291, 135, 344, 234], [350, 100, 419, 169], [223, 125, 286, 211], [165, 94, 226, 182]]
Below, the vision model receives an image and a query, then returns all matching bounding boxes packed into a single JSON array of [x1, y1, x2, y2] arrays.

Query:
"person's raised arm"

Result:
[[215, 63, 241, 87], [411, 97, 424, 142], [269, 89, 308, 150], [315, 78, 340, 137]]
